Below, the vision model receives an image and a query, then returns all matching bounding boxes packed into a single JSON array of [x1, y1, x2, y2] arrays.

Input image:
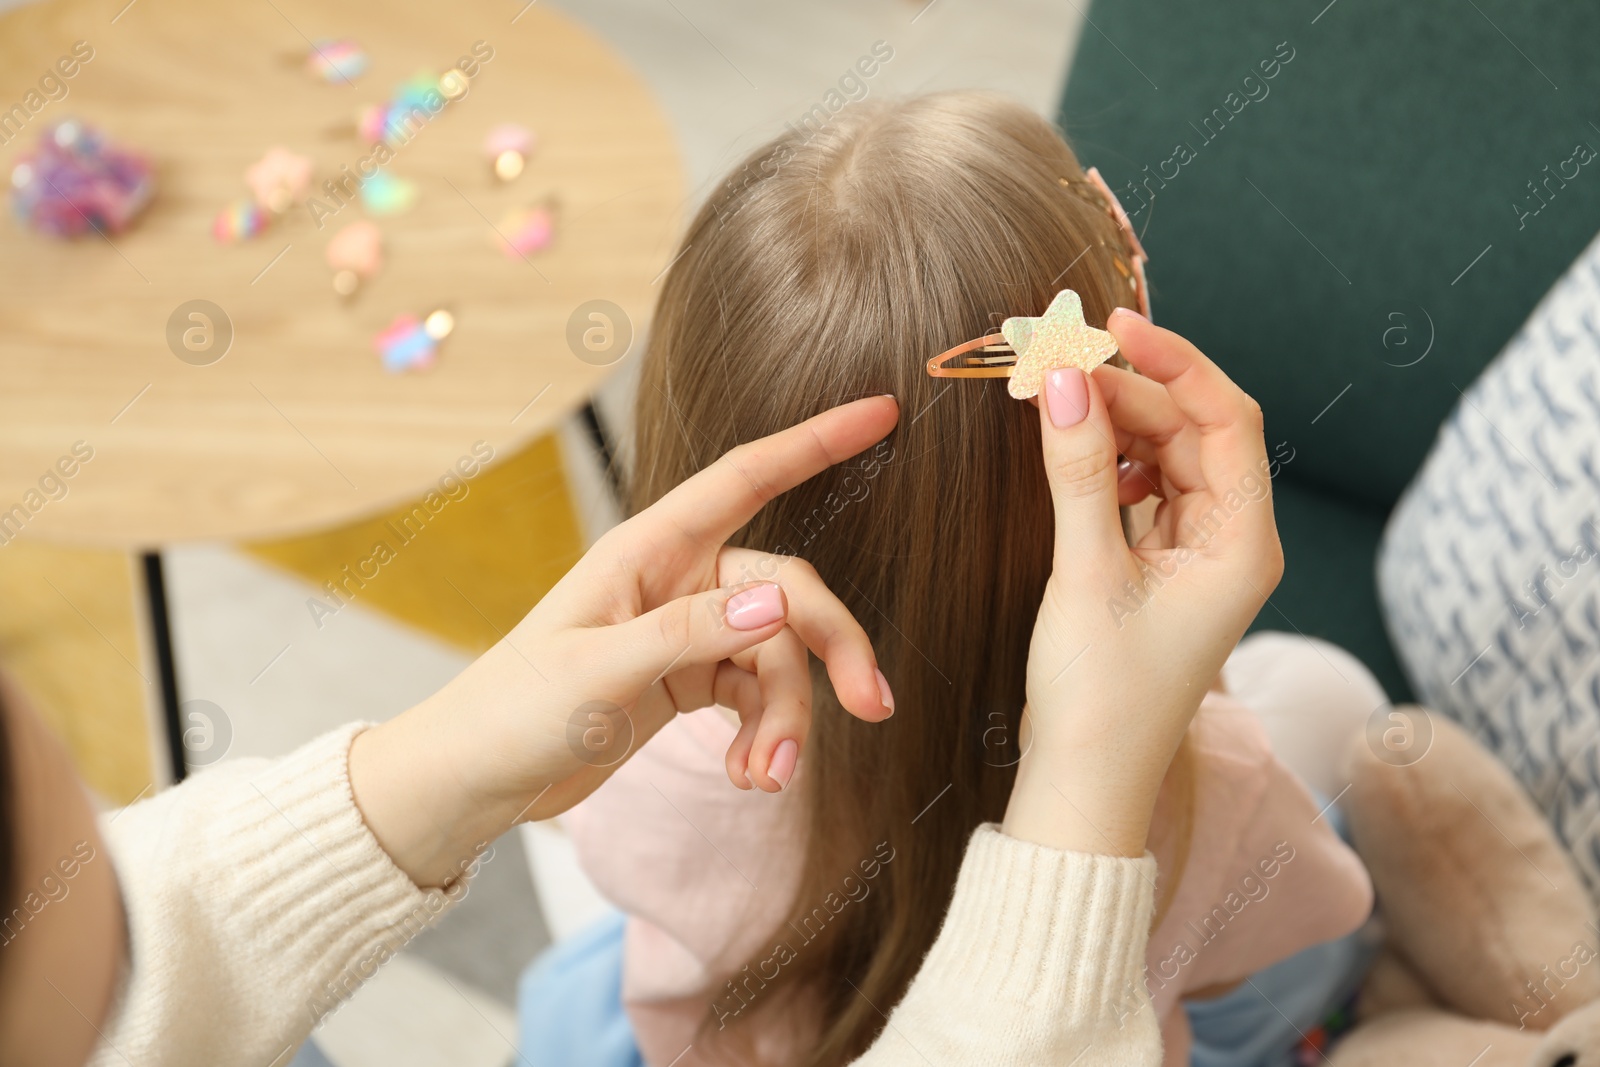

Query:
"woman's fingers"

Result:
[[601, 549, 889, 792], [713, 662, 763, 789], [715, 629, 814, 792], [1095, 363, 1183, 436], [1095, 364, 1204, 494], [742, 627, 812, 792], [1036, 367, 1129, 574], [603, 581, 789, 696], [1106, 311, 1247, 425], [1117, 457, 1163, 506], [637, 395, 899, 550], [718, 549, 892, 723], [713, 547, 894, 790], [1106, 311, 1278, 563], [1106, 310, 1270, 493]]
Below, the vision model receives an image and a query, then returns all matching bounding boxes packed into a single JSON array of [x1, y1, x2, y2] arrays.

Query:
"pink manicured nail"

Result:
[[726, 584, 784, 630], [876, 669, 895, 716], [1111, 306, 1148, 323], [1046, 368, 1089, 429], [769, 739, 798, 789]]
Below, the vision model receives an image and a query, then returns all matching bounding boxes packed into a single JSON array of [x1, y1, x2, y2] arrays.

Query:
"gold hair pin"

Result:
[[927, 288, 1118, 399]]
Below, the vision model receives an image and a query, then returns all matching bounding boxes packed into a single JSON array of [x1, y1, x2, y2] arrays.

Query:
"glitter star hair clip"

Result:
[[927, 166, 1150, 400]]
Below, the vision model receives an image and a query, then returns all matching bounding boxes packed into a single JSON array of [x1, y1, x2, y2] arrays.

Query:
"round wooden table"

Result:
[[0, 0, 681, 547], [0, 0, 682, 777]]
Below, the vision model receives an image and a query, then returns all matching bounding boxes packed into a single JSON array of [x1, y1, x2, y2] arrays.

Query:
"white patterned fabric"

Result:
[[1378, 230, 1600, 895]]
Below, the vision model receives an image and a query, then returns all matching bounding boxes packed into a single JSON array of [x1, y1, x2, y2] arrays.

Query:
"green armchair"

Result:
[[1059, 0, 1600, 699]]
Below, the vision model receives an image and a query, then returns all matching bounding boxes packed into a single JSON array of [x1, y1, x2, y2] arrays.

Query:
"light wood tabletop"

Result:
[[0, 0, 682, 547]]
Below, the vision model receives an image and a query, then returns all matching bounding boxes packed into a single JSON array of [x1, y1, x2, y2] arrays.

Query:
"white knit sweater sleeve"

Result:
[[90, 723, 467, 1067], [90, 725, 1158, 1067], [852, 825, 1161, 1067]]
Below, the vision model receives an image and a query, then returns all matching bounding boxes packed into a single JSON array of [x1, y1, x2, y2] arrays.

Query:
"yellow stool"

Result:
[[0, 543, 156, 805], [248, 432, 584, 655]]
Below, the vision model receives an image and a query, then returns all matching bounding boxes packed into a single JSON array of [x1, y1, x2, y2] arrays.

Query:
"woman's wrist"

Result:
[[1000, 738, 1160, 858], [347, 700, 524, 889]]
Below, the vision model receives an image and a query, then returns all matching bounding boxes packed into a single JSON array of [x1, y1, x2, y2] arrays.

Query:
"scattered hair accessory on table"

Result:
[[438, 70, 469, 101], [496, 202, 554, 257], [359, 74, 451, 147], [374, 308, 454, 372], [326, 219, 383, 298], [306, 40, 368, 84], [484, 124, 534, 181], [360, 171, 417, 215], [213, 198, 269, 243], [926, 288, 1118, 400], [246, 147, 313, 213], [10, 120, 153, 238], [212, 146, 310, 243]]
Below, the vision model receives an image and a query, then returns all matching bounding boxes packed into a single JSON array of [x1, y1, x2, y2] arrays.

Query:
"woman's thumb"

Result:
[[1038, 368, 1128, 570]]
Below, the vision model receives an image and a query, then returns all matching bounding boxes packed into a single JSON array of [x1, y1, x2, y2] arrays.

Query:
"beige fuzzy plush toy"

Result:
[[1331, 711, 1600, 1067]]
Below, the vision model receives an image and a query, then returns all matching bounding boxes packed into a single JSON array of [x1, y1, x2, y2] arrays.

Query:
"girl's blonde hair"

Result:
[[631, 90, 1187, 1066]]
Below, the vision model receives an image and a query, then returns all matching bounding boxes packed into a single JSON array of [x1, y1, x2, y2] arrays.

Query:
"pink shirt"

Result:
[[568, 644, 1374, 1067]]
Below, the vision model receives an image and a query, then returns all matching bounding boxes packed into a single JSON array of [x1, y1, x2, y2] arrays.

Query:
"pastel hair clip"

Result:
[[485, 124, 534, 182], [326, 219, 383, 298], [360, 170, 417, 215], [495, 198, 556, 258], [246, 146, 313, 214], [306, 40, 368, 84], [214, 146, 312, 243], [1071, 166, 1150, 322], [280, 41, 368, 84], [358, 72, 466, 147], [374, 307, 454, 372], [928, 288, 1118, 400], [213, 199, 269, 243]]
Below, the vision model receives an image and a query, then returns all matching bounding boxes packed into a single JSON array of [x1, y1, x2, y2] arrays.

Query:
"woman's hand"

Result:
[[350, 396, 900, 887], [1003, 311, 1284, 857]]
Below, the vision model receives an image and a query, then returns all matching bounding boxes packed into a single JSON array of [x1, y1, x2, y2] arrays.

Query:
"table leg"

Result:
[[141, 551, 187, 784], [580, 400, 623, 506]]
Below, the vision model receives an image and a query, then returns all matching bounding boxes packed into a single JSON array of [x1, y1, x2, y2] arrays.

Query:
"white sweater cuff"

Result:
[[859, 824, 1160, 1066], [97, 723, 471, 1067], [200, 723, 466, 1011]]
